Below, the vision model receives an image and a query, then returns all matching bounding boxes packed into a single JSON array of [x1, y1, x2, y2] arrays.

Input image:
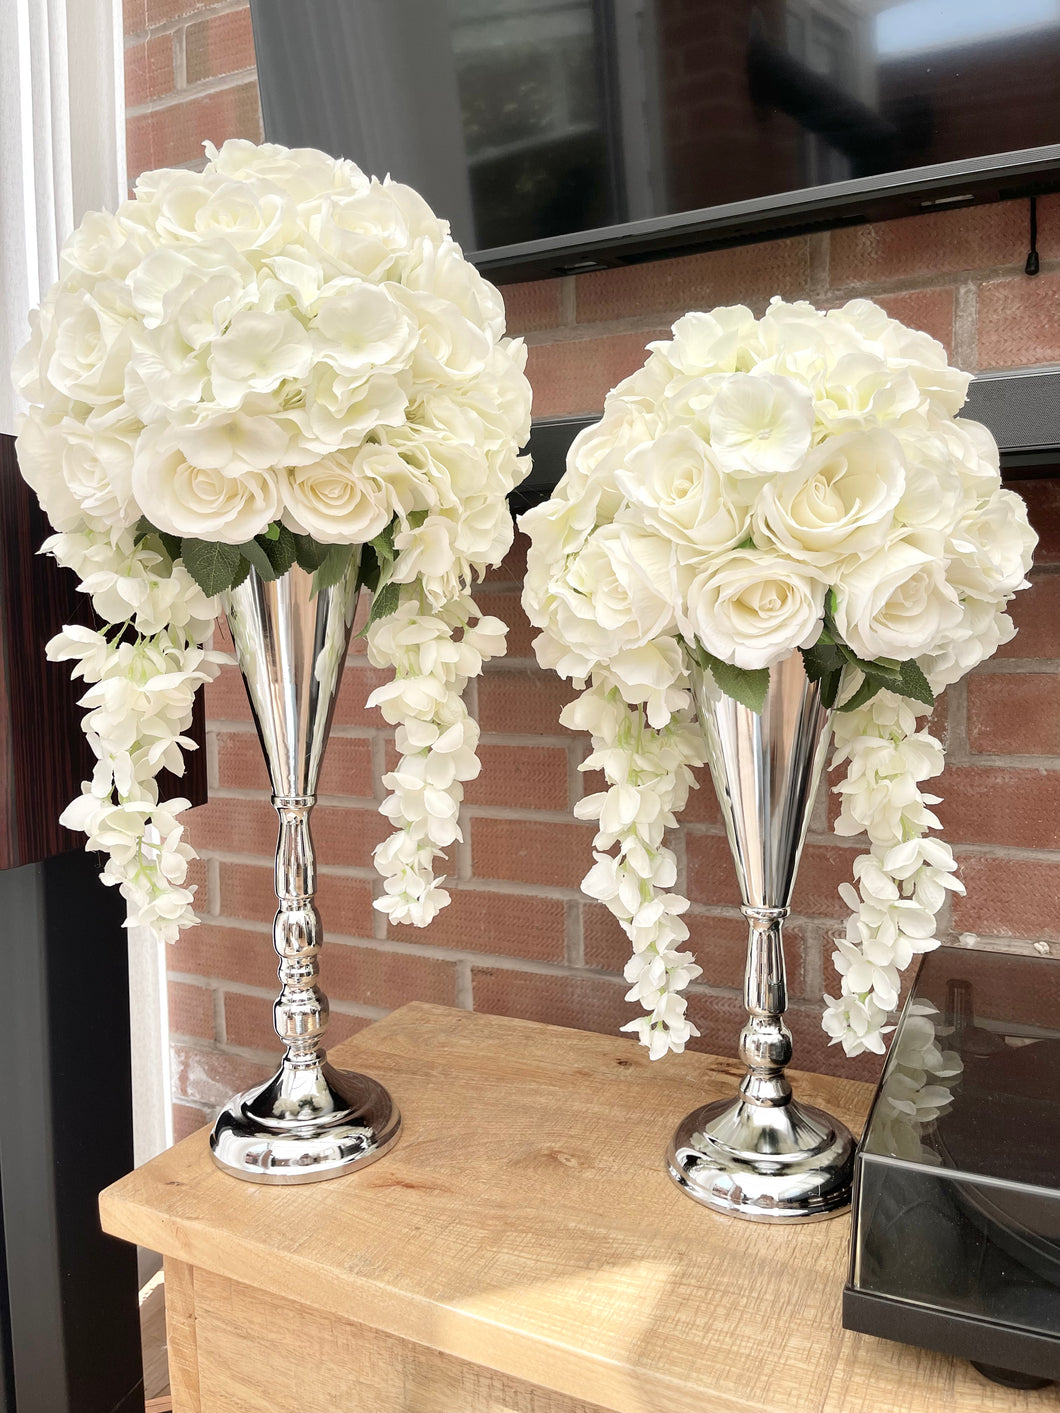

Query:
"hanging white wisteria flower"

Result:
[[522, 297, 1035, 1060], [12, 138, 531, 942]]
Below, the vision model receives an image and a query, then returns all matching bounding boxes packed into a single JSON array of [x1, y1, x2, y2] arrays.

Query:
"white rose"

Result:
[[893, 427, 966, 535], [816, 350, 921, 433], [405, 238, 506, 341], [39, 288, 132, 406], [208, 310, 313, 408], [708, 372, 814, 479], [132, 428, 279, 542], [279, 448, 393, 544], [754, 428, 906, 566], [618, 427, 748, 553], [679, 548, 825, 670], [205, 139, 354, 202], [168, 409, 291, 474], [833, 534, 962, 661], [827, 299, 970, 418], [946, 488, 1036, 600], [14, 412, 85, 531]]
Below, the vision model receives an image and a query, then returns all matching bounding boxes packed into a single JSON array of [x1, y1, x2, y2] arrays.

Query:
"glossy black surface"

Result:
[[850, 948, 1060, 1357], [250, 0, 1060, 276]]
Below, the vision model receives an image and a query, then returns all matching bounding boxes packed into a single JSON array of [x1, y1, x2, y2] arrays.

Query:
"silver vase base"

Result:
[[210, 1061, 401, 1185], [667, 1095, 855, 1222]]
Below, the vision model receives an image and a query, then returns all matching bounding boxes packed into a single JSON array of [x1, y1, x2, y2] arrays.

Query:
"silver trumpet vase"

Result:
[[667, 651, 855, 1221], [209, 557, 401, 1183]]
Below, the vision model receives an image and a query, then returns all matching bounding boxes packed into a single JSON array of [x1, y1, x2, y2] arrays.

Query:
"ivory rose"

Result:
[[833, 534, 962, 661], [680, 548, 825, 670]]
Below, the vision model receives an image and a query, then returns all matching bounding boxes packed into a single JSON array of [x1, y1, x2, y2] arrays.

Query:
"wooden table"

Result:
[[100, 1003, 1060, 1413]]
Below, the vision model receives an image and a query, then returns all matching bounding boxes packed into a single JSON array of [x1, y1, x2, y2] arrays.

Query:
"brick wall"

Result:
[[120, 2, 1060, 1141]]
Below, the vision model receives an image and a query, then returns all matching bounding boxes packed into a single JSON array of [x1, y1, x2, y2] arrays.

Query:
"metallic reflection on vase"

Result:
[[209, 558, 401, 1183], [667, 651, 855, 1221]]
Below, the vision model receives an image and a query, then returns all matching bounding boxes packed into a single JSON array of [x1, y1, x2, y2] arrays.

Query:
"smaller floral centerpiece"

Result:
[[522, 298, 1035, 1061], [13, 138, 532, 945]]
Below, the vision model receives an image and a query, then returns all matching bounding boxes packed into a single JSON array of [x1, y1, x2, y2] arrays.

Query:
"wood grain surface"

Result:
[[101, 1003, 1060, 1413]]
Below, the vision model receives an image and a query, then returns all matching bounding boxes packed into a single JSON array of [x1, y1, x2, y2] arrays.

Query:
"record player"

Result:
[[844, 946, 1060, 1390]]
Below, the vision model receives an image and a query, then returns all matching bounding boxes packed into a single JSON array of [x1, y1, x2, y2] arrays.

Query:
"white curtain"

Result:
[[0, 0, 125, 436]]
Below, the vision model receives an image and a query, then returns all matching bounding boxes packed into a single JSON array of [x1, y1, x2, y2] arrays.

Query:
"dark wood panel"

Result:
[[0, 433, 206, 870]]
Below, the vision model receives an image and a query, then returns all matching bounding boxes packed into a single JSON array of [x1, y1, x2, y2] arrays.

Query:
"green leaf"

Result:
[[158, 531, 182, 563], [405, 509, 429, 532], [837, 674, 885, 714], [262, 522, 281, 541], [179, 539, 243, 597], [133, 516, 155, 545], [898, 657, 936, 708], [370, 520, 397, 567], [229, 555, 252, 591], [311, 543, 354, 596], [837, 643, 903, 680], [292, 534, 332, 573], [355, 542, 381, 595], [800, 640, 845, 684], [258, 524, 296, 578], [356, 578, 400, 637], [689, 643, 769, 714], [238, 537, 281, 581]]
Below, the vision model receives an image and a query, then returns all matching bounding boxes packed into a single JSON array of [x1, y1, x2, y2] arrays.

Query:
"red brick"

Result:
[[471, 818, 594, 889], [170, 921, 275, 990], [186, 854, 208, 906], [223, 991, 371, 1051], [937, 765, 1060, 849], [172, 1102, 208, 1142], [204, 665, 251, 722], [127, 82, 262, 182], [171, 1043, 272, 1108], [185, 7, 256, 86], [484, 532, 529, 585], [334, 663, 394, 727], [967, 673, 1060, 755], [474, 588, 536, 660], [953, 856, 1060, 940], [463, 743, 568, 811], [500, 279, 563, 335], [871, 287, 954, 357], [997, 572, 1060, 659], [189, 792, 385, 868], [324, 941, 458, 1009], [477, 671, 579, 736], [213, 730, 374, 798], [830, 202, 1028, 287], [472, 966, 631, 1035], [681, 768, 720, 824], [686, 833, 855, 917], [168, 979, 214, 1039], [978, 273, 1060, 370], [1019, 481, 1060, 565], [124, 0, 147, 36], [124, 33, 175, 108], [391, 887, 565, 961], [217, 860, 375, 934], [575, 237, 809, 323], [144, 0, 223, 24], [526, 332, 667, 417]]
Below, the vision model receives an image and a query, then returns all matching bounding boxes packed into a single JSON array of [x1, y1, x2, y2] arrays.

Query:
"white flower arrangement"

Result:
[[522, 298, 1035, 1060], [13, 139, 531, 942]]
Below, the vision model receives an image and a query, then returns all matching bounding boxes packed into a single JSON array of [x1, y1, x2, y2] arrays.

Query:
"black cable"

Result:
[[1026, 197, 1040, 276]]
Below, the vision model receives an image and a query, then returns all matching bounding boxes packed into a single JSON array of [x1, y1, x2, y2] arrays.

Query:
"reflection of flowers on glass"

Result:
[[13, 139, 531, 944], [521, 299, 1035, 1059], [874, 1001, 962, 1165]]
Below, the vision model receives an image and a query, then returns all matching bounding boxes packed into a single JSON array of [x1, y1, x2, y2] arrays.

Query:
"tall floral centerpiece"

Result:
[[13, 139, 531, 1182], [522, 298, 1034, 1219]]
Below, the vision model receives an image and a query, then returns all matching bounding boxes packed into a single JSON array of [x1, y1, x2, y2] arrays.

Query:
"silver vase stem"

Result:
[[273, 795, 326, 1069], [739, 905, 792, 1108]]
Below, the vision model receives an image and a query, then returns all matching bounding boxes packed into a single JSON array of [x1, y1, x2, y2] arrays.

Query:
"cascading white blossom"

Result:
[[11, 138, 531, 942], [522, 297, 1036, 1060]]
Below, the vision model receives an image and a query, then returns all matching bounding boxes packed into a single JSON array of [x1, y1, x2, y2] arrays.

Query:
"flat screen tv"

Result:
[[250, 0, 1060, 281]]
